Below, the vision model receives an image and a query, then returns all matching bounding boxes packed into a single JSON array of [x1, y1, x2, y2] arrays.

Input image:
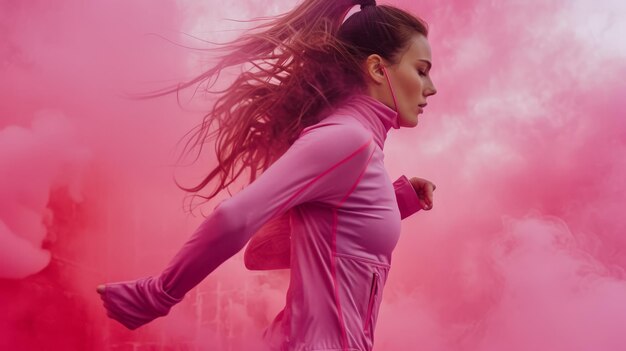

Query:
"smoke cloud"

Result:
[[1, 0, 625, 350]]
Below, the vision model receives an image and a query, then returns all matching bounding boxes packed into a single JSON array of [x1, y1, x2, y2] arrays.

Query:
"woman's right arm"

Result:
[[159, 123, 374, 296], [98, 123, 375, 329]]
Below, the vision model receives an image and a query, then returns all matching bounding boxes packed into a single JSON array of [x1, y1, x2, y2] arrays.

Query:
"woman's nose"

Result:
[[426, 83, 437, 97]]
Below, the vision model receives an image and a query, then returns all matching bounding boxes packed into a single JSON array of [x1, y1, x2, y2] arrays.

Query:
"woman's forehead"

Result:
[[402, 35, 432, 63]]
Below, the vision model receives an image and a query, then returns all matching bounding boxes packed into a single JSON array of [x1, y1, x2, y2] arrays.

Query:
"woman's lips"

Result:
[[417, 104, 427, 114]]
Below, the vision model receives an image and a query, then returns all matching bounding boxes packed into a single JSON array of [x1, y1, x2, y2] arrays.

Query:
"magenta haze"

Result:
[[6, 1, 626, 350]]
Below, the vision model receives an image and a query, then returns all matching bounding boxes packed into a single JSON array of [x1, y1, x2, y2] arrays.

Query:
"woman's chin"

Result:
[[406, 116, 419, 127]]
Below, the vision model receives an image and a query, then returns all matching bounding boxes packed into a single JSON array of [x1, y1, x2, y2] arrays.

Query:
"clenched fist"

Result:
[[408, 177, 436, 211]]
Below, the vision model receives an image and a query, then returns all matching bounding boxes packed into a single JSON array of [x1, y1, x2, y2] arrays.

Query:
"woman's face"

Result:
[[389, 34, 437, 127], [366, 33, 437, 127]]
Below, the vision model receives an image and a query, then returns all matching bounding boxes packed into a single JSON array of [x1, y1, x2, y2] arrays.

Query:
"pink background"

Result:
[[1, 0, 625, 350]]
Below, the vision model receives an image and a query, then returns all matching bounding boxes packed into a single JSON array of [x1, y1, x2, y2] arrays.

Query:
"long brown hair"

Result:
[[132, 0, 428, 213]]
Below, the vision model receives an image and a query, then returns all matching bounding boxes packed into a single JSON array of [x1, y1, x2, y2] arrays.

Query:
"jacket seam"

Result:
[[330, 138, 376, 351]]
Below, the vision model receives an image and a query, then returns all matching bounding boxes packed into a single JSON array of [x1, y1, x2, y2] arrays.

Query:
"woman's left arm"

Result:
[[393, 175, 436, 219], [243, 210, 291, 270]]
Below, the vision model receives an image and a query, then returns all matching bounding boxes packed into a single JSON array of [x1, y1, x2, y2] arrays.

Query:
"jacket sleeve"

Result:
[[392, 174, 422, 220], [243, 209, 292, 270], [97, 123, 375, 329]]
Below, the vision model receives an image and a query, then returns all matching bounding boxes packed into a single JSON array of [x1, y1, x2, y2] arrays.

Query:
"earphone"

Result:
[[380, 65, 400, 114]]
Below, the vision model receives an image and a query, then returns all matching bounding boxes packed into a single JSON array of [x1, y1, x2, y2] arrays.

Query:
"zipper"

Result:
[[363, 271, 379, 333]]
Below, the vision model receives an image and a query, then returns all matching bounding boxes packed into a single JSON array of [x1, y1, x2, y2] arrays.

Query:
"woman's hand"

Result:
[[408, 177, 436, 211]]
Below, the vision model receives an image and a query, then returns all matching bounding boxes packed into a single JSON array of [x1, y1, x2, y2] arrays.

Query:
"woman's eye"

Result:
[[418, 70, 427, 76]]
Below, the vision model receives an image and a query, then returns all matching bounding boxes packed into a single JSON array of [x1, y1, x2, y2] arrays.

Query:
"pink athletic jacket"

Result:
[[98, 92, 423, 351]]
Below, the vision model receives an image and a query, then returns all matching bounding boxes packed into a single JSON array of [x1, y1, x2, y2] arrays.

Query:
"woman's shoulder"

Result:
[[299, 117, 371, 143], [292, 120, 374, 167]]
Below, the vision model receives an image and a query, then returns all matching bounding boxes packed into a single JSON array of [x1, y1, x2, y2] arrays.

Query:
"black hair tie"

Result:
[[360, 0, 377, 10]]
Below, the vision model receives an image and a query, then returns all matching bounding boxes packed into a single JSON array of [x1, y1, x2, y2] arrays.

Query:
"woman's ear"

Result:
[[364, 54, 386, 84]]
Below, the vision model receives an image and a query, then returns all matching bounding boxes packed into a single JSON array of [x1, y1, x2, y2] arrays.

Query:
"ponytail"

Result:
[[129, 0, 428, 214]]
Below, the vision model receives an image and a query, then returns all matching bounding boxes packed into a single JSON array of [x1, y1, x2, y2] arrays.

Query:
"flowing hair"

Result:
[[130, 0, 428, 214]]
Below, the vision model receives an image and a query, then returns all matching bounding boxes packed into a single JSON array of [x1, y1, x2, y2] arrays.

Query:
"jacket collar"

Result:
[[334, 92, 400, 150]]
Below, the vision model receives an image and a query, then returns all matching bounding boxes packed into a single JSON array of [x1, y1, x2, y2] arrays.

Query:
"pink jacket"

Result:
[[98, 92, 422, 351]]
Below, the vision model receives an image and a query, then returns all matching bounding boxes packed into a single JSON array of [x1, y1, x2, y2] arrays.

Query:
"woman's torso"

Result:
[[262, 111, 402, 351]]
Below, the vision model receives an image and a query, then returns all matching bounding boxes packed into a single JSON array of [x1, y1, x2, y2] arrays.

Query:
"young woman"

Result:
[[97, 0, 437, 350]]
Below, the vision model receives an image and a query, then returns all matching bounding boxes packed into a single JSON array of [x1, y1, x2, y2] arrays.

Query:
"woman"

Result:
[[97, 0, 437, 350]]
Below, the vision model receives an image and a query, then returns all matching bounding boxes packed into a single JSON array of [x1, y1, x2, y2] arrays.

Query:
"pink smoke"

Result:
[[1, 0, 625, 350]]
